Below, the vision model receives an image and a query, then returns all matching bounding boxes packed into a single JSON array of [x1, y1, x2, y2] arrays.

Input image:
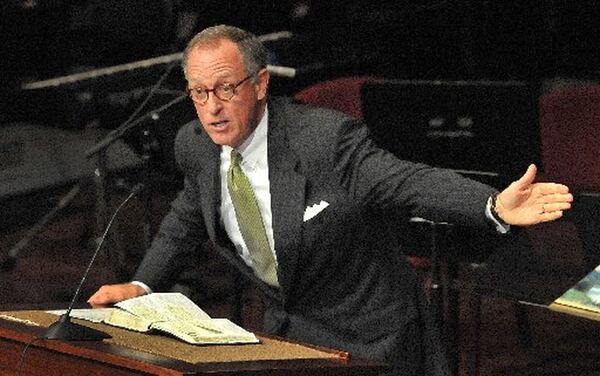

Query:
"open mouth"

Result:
[[211, 120, 229, 128]]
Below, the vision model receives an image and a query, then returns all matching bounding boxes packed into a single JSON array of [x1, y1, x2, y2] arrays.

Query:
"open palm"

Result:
[[495, 164, 573, 226]]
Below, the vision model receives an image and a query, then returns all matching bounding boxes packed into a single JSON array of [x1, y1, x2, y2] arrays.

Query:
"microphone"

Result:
[[42, 183, 144, 341], [1, 184, 81, 272], [84, 94, 187, 158]]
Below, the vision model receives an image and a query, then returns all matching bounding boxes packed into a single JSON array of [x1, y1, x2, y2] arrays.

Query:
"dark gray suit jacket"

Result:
[[134, 97, 497, 376]]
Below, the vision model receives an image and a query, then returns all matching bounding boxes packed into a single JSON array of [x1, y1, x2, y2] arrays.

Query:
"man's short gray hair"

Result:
[[181, 25, 267, 83]]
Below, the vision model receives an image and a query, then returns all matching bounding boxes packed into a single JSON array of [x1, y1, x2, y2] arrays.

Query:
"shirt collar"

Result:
[[222, 108, 268, 169]]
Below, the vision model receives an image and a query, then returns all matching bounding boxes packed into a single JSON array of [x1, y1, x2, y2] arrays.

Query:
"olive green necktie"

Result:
[[227, 149, 279, 287]]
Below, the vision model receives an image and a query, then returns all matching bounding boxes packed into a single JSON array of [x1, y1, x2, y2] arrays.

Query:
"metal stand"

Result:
[[92, 148, 126, 278]]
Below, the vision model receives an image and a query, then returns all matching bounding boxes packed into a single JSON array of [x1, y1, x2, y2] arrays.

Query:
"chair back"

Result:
[[293, 76, 378, 119], [539, 85, 600, 192]]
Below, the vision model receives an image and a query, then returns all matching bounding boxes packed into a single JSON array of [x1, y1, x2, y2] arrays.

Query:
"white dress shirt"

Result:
[[485, 197, 510, 233]]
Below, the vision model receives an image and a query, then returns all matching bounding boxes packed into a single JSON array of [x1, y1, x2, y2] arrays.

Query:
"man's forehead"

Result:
[[186, 40, 245, 82], [190, 38, 241, 60]]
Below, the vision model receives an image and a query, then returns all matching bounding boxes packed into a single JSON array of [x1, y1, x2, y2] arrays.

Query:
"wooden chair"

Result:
[[538, 84, 600, 193]]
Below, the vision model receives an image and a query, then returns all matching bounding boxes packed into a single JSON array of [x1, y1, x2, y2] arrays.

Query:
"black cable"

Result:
[[17, 336, 41, 376]]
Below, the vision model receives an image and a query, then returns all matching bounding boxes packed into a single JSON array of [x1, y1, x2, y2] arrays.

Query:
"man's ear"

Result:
[[255, 68, 270, 100]]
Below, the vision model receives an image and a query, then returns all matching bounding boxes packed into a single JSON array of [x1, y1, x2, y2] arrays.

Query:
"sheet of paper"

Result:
[[46, 308, 116, 323]]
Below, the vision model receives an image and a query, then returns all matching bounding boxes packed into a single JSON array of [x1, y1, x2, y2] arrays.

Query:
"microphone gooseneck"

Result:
[[42, 183, 144, 341]]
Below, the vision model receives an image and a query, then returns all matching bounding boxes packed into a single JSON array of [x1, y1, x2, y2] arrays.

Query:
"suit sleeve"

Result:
[[333, 118, 497, 228], [133, 126, 209, 290]]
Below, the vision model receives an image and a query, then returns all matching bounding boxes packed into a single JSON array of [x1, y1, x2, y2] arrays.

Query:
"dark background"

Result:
[[3, 1, 600, 82], [2, 1, 600, 129], [1, 0, 599, 227]]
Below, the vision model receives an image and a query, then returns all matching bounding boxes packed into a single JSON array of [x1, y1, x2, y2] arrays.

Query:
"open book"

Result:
[[48, 292, 260, 345], [549, 265, 600, 320]]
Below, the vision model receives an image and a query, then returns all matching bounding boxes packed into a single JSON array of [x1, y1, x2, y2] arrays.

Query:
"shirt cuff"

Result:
[[486, 195, 510, 234], [131, 281, 152, 294]]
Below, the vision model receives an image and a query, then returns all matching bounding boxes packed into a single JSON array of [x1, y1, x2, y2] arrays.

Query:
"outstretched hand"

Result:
[[495, 164, 573, 226]]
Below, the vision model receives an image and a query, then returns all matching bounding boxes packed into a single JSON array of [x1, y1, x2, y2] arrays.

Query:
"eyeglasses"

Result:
[[186, 75, 252, 105]]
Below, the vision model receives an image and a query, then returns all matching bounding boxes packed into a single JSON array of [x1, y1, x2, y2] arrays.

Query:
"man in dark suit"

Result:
[[89, 25, 573, 375]]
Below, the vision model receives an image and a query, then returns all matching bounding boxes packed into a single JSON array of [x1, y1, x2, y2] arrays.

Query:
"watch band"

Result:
[[490, 192, 509, 227]]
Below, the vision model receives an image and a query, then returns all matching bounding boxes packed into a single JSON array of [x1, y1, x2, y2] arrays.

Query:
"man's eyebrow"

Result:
[[189, 75, 235, 86]]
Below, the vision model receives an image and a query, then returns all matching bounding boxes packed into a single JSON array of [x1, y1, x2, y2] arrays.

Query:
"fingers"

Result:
[[537, 183, 571, 195], [537, 190, 573, 224], [537, 189, 573, 218], [539, 209, 565, 223], [87, 288, 113, 308], [87, 283, 146, 308], [87, 285, 118, 308], [541, 201, 572, 213], [531, 183, 573, 215], [544, 192, 574, 204]]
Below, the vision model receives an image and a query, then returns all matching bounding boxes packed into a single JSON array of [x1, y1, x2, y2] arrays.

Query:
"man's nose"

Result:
[[204, 92, 224, 114]]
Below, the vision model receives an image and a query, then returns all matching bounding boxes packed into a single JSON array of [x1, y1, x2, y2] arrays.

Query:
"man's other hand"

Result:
[[87, 283, 146, 308]]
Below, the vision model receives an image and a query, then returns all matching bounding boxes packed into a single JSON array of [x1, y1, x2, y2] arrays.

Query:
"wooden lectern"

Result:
[[0, 311, 385, 375]]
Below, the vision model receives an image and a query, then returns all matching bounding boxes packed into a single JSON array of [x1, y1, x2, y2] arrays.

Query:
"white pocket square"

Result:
[[303, 200, 329, 222]]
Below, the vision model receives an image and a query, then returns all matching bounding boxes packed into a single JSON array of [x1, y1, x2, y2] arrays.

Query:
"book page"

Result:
[[114, 293, 259, 344], [115, 292, 212, 322], [50, 293, 260, 345], [115, 293, 223, 333], [46, 308, 117, 323], [104, 308, 153, 332], [152, 319, 259, 345]]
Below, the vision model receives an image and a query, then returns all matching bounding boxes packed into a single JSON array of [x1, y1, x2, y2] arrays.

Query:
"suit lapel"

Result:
[[267, 101, 306, 298], [193, 127, 222, 241]]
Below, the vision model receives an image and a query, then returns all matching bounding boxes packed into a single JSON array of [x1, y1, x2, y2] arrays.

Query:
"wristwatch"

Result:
[[489, 192, 509, 227]]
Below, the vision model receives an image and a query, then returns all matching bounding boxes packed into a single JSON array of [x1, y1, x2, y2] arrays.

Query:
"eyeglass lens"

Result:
[[189, 75, 251, 104]]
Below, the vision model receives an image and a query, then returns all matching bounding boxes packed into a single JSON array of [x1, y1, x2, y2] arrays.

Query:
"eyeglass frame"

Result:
[[186, 75, 253, 105]]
